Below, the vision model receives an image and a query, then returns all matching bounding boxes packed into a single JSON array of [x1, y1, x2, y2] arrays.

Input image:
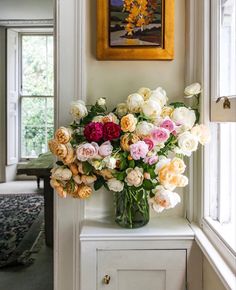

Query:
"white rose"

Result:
[[184, 82, 201, 98], [149, 185, 181, 213], [191, 124, 211, 145], [97, 97, 106, 106], [107, 178, 124, 192], [51, 166, 72, 181], [137, 87, 152, 100], [127, 93, 144, 113], [125, 167, 144, 187], [103, 156, 117, 169], [142, 99, 162, 119], [135, 121, 154, 136], [171, 107, 196, 129], [178, 131, 199, 156], [70, 100, 88, 120], [116, 103, 128, 117], [149, 87, 168, 107]]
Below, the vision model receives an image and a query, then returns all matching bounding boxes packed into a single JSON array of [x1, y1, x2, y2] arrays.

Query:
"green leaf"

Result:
[[142, 179, 155, 191], [94, 176, 104, 191], [136, 190, 144, 202], [128, 160, 135, 168], [169, 102, 188, 108], [114, 171, 126, 181], [193, 109, 200, 124], [83, 162, 93, 174], [56, 161, 64, 166], [120, 159, 128, 170]]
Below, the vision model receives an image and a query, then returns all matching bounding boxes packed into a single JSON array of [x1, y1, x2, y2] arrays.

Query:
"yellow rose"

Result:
[[169, 158, 186, 174], [74, 184, 92, 199], [55, 127, 72, 144], [120, 133, 140, 151], [120, 114, 137, 132], [161, 106, 174, 118]]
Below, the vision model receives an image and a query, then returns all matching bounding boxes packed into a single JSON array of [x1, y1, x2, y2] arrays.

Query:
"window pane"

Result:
[[22, 35, 53, 96], [220, 0, 236, 96], [21, 97, 54, 158]]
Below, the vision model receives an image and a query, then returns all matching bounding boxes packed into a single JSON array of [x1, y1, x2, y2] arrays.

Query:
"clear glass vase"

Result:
[[115, 187, 149, 229]]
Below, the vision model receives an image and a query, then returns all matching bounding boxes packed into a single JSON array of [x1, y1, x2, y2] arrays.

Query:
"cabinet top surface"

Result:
[[80, 217, 194, 241]]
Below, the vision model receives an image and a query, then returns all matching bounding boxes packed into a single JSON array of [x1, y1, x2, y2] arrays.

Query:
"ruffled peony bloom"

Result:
[[70, 100, 88, 120], [84, 122, 104, 142], [103, 122, 121, 141], [99, 141, 113, 157], [171, 107, 196, 129], [149, 87, 168, 107], [142, 99, 162, 119], [184, 83, 201, 98], [107, 178, 124, 192], [55, 127, 72, 144], [76, 142, 99, 161], [120, 114, 138, 133], [151, 128, 170, 143], [130, 141, 149, 160], [160, 118, 175, 133], [127, 93, 144, 113], [125, 167, 144, 187], [149, 186, 181, 212]]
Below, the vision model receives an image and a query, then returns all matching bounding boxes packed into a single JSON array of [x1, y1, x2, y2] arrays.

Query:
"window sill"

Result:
[[190, 223, 236, 290]]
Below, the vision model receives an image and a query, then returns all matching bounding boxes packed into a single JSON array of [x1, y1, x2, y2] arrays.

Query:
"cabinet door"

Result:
[[97, 250, 186, 290]]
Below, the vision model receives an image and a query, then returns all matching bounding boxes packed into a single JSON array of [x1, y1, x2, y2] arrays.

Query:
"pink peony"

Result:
[[103, 122, 121, 141], [143, 138, 154, 150], [76, 142, 99, 161], [84, 122, 104, 142], [98, 141, 113, 157], [160, 119, 175, 132], [151, 128, 170, 143], [130, 141, 149, 160], [144, 155, 159, 165]]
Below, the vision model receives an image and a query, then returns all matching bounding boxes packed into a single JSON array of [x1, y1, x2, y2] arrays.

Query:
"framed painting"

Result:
[[97, 0, 174, 60]]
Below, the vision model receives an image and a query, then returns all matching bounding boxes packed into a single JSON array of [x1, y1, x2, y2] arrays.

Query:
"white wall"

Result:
[[203, 258, 227, 290], [0, 0, 53, 20]]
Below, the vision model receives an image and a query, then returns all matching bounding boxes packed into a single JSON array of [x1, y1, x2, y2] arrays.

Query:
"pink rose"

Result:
[[76, 142, 99, 161], [144, 155, 159, 165], [130, 141, 149, 160], [99, 141, 113, 157], [84, 122, 104, 142], [143, 138, 154, 150], [151, 128, 170, 143], [160, 119, 175, 132]]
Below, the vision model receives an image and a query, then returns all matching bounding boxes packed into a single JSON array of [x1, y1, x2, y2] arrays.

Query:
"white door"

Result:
[[98, 250, 186, 290]]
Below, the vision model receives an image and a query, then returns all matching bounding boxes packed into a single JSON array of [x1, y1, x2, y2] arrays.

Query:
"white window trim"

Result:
[[186, 0, 236, 287]]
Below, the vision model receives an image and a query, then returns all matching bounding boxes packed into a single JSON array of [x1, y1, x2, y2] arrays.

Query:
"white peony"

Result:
[[51, 166, 72, 181], [97, 97, 106, 106], [149, 87, 168, 107], [184, 83, 201, 98], [70, 100, 88, 120], [171, 107, 196, 129], [135, 121, 154, 137], [191, 124, 211, 145], [116, 103, 128, 117], [142, 99, 162, 119], [127, 93, 144, 113], [177, 131, 199, 156], [103, 156, 117, 169], [125, 167, 144, 187], [149, 185, 181, 213], [137, 87, 152, 100], [107, 178, 124, 192]]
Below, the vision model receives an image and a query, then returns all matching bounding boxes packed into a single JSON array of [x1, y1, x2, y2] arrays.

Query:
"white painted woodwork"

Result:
[[7, 29, 19, 165], [98, 250, 186, 290]]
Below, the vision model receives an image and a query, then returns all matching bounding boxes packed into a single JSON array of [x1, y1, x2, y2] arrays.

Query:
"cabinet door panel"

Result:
[[97, 250, 186, 290]]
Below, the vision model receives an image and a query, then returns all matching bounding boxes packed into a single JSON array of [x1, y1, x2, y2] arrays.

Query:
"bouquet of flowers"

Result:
[[49, 83, 210, 228]]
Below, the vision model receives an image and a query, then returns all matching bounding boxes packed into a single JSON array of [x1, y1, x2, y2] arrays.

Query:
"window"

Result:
[[203, 0, 236, 266], [20, 33, 54, 159]]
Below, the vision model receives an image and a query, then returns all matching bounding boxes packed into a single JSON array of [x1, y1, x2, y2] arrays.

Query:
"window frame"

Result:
[[18, 29, 54, 161]]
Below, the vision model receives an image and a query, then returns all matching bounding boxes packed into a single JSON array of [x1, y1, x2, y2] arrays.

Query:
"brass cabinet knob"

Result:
[[103, 275, 111, 285]]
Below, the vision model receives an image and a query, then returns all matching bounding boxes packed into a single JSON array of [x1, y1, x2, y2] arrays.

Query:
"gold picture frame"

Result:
[[97, 0, 174, 60]]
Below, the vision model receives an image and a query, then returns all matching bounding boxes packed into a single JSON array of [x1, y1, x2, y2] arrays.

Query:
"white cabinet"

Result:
[[97, 250, 186, 290], [80, 217, 202, 290]]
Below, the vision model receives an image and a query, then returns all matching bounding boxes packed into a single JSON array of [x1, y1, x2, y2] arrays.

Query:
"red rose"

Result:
[[84, 122, 104, 142], [103, 122, 121, 141]]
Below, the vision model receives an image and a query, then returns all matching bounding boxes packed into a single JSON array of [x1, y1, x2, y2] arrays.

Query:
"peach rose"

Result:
[[50, 179, 67, 198], [81, 174, 97, 185], [120, 114, 138, 133], [120, 133, 140, 151], [48, 139, 67, 159], [55, 127, 72, 144], [169, 157, 186, 174], [74, 184, 92, 199]]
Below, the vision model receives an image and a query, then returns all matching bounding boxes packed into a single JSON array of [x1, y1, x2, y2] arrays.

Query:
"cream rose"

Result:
[[149, 87, 168, 107], [51, 166, 72, 181], [184, 82, 201, 98], [120, 114, 138, 132], [116, 103, 128, 117], [169, 157, 186, 174], [137, 87, 152, 100], [161, 106, 174, 118], [135, 121, 154, 137], [177, 131, 199, 156], [103, 156, 117, 169], [171, 107, 196, 129], [191, 124, 211, 145], [107, 178, 124, 192], [125, 167, 144, 187], [70, 100, 88, 120], [97, 97, 106, 106], [127, 93, 144, 113], [81, 174, 97, 185], [76, 142, 99, 161], [142, 99, 162, 119]]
